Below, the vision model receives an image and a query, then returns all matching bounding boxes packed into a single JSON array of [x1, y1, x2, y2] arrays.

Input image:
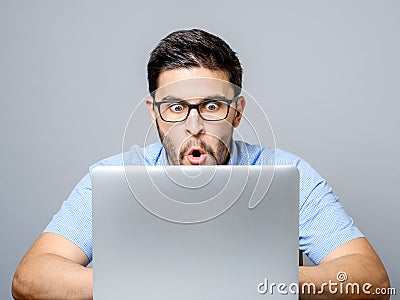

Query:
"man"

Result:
[[12, 29, 390, 299]]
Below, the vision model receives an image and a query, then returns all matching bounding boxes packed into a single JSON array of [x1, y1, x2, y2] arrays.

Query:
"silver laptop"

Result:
[[92, 165, 299, 299]]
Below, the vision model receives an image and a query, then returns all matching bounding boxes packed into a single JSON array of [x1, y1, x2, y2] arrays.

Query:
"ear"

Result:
[[233, 96, 246, 128], [146, 96, 157, 125]]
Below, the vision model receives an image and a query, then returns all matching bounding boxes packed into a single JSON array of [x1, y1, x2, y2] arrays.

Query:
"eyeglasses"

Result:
[[153, 96, 239, 123]]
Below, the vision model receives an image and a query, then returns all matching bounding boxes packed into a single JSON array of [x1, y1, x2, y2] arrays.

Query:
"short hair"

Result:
[[147, 29, 243, 97]]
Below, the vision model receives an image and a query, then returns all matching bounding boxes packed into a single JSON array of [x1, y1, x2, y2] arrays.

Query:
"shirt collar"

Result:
[[159, 147, 169, 166], [227, 140, 238, 165]]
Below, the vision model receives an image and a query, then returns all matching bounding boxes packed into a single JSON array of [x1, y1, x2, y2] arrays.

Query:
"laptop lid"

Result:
[[93, 165, 299, 299]]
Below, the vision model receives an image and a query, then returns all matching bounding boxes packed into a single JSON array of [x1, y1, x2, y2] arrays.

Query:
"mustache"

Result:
[[178, 139, 217, 161]]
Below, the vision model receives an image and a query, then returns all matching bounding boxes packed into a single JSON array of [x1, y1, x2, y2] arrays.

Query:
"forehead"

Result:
[[155, 68, 235, 100]]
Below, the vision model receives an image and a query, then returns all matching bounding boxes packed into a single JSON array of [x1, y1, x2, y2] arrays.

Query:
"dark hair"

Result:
[[147, 29, 243, 96]]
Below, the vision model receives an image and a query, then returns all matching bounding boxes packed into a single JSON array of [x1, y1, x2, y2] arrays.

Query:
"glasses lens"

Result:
[[159, 102, 188, 122], [199, 100, 229, 121], [157, 100, 231, 122]]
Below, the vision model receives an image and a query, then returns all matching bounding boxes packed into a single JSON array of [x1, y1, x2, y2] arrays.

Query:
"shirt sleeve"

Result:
[[42, 145, 154, 263], [44, 172, 94, 262], [295, 158, 365, 264]]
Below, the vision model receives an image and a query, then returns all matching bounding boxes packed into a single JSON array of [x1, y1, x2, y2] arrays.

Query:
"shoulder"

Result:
[[261, 147, 326, 197], [234, 140, 312, 168], [236, 141, 326, 198], [87, 142, 164, 174], [272, 149, 323, 184]]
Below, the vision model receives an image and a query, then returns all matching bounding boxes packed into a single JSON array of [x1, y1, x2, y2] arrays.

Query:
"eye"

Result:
[[169, 103, 185, 113], [205, 102, 220, 111]]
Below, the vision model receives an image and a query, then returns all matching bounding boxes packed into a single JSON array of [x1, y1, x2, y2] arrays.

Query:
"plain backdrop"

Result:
[[1, 1, 399, 299]]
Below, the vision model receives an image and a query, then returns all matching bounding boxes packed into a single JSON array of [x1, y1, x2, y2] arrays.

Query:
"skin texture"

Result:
[[12, 67, 390, 299], [300, 238, 390, 299], [12, 232, 92, 300]]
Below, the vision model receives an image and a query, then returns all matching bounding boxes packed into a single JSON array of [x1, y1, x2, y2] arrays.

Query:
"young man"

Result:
[[12, 29, 390, 299]]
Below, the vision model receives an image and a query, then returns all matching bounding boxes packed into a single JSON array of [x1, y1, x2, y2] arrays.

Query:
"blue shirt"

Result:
[[44, 141, 364, 264]]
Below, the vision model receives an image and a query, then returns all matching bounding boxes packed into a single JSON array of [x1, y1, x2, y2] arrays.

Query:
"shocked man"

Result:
[[12, 29, 390, 299]]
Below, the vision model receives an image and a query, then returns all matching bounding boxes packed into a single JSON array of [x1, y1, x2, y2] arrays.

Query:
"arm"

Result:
[[12, 232, 93, 300], [299, 237, 390, 299]]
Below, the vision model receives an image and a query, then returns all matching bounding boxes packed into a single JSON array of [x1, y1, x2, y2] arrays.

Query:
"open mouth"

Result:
[[191, 149, 202, 157], [187, 147, 207, 164]]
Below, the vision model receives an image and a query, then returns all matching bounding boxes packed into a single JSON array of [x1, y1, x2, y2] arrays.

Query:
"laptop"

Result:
[[92, 165, 299, 299]]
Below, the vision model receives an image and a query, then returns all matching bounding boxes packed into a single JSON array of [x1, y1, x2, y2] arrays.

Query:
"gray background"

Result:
[[1, 0, 399, 299]]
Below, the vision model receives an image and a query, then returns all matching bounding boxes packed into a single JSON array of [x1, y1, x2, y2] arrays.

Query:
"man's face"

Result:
[[146, 67, 246, 165]]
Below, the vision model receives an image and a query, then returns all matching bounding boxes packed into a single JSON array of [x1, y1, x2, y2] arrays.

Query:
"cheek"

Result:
[[161, 123, 187, 144], [210, 118, 234, 132], [158, 120, 178, 136], [204, 122, 233, 141], [228, 109, 239, 125]]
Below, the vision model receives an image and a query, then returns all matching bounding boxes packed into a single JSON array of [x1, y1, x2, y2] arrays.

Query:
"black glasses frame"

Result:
[[153, 96, 239, 123]]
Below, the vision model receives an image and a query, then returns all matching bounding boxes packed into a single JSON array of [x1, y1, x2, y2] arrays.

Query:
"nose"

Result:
[[185, 108, 205, 136]]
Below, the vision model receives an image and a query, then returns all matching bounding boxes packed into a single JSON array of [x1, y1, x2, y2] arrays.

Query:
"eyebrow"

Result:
[[160, 94, 228, 102]]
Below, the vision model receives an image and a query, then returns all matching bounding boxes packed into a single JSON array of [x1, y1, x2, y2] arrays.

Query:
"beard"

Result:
[[156, 121, 233, 165]]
